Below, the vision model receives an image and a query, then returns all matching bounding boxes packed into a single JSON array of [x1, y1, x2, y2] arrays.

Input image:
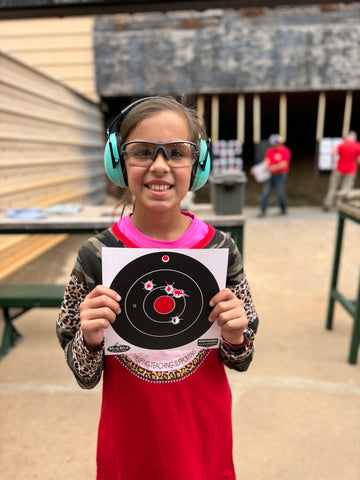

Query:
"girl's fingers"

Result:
[[81, 297, 120, 316], [209, 287, 234, 307], [215, 306, 245, 327], [80, 286, 121, 316], [81, 305, 119, 323], [209, 289, 244, 324], [87, 285, 120, 301]]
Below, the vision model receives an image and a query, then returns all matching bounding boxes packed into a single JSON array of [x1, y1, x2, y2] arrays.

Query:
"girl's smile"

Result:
[[146, 182, 173, 192]]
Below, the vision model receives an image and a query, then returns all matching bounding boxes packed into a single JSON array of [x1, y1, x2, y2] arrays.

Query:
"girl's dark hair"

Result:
[[120, 96, 206, 144]]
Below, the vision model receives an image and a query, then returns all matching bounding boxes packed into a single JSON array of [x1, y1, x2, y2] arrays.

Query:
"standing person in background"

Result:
[[323, 131, 360, 211], [258, 134, 292, 217]]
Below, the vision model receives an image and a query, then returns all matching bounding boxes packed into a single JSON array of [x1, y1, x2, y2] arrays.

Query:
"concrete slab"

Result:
[[0, 206, 359, 479]]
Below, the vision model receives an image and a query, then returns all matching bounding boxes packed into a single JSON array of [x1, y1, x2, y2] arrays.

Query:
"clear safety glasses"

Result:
[[121, 141, 199, 168]]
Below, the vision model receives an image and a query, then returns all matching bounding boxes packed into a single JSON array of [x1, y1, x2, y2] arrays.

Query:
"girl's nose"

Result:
[[149, 152, 171, 171]]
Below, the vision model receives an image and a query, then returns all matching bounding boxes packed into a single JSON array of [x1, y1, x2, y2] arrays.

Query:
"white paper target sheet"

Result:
[[102, 248, 228, 354]]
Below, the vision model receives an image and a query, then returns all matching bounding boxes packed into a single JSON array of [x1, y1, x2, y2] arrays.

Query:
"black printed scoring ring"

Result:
[[109, 251, 219, 349]]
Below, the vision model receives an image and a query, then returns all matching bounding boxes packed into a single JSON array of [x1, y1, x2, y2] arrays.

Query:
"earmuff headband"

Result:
[[104, 96, 211, 191], [106, 96, 159, 138]]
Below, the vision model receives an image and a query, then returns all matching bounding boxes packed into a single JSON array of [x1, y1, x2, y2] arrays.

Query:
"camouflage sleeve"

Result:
[[56, 235, 106, 389], [214, 232, 259, 371]]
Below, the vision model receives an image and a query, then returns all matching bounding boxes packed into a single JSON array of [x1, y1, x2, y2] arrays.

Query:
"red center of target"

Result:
[[154, 295, 175, 314]]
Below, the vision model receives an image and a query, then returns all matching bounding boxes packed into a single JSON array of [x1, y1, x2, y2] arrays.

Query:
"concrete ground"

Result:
[[0, 206, 359, 480]]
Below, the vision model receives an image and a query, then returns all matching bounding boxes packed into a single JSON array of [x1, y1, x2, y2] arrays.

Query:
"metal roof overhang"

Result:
[[0, 0, 356, 20]]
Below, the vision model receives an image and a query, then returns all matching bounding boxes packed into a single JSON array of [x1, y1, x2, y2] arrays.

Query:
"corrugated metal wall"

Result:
[[0, 51, 106, 280], [0, 16, 97, 101]]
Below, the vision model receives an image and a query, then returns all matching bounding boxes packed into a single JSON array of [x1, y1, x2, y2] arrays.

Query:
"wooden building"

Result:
[[0, 16, 97, 102], [0, 50, 105, 280]]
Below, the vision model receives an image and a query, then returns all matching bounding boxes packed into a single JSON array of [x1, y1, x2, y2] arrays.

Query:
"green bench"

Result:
[[0, 284, 65, 359]]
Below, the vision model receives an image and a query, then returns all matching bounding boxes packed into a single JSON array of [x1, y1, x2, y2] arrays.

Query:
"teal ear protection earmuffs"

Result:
[[104, 97, 211, 191]]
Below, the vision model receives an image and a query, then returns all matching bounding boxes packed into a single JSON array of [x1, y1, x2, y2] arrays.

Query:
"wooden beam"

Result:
[[279, 92, 287, 141], [342, 91, 353, 138], [237, 94, 245, 144], [0, 1, 350, 20], [197, 94, 205, 126], [316, 91, 326, 141], [211, 94, 219, 143], [253, 94, 261, 144]]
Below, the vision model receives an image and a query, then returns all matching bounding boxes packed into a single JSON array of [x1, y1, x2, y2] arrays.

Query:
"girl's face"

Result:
[[124, 110, 193, 214]]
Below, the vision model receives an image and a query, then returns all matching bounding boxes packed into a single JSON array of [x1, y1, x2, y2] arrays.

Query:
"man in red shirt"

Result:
[[323, 131, 360, 211], [259, 134, 291, 216]]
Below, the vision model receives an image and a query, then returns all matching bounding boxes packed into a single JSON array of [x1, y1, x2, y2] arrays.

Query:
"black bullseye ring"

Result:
[[109, 251, 219, 349]]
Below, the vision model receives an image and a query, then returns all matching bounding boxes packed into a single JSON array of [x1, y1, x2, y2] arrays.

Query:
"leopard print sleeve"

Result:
[[56, 233, 108, 389], [207, 230, 259, 371]]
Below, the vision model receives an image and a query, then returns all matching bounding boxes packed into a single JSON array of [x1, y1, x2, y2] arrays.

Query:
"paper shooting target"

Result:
[[109, 251, 219, 350]]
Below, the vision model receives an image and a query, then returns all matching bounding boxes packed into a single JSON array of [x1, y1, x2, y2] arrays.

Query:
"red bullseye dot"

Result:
[[162, 255, 169, 262], [154, 295, 175, 314]]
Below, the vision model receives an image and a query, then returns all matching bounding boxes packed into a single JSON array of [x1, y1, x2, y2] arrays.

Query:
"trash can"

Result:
[[209, 171, 247, 215]]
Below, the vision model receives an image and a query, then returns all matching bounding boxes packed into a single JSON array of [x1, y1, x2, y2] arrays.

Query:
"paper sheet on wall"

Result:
[[102, 248, 228, 354]]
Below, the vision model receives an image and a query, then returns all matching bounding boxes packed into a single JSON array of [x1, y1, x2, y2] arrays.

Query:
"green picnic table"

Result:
[[325, 193, 360, 364]]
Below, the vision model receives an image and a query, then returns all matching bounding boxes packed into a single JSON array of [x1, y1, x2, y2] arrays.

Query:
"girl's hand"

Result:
[[208, 288, 248, 346], [80, 285, 121, 351]]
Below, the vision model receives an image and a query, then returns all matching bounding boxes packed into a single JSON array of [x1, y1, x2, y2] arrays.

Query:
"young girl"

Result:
[[56, 96, 259, 480]]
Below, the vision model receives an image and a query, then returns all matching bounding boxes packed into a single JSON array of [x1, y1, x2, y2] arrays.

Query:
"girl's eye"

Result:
[[169, 148, 184, 159], [134, 148, 152, 158]]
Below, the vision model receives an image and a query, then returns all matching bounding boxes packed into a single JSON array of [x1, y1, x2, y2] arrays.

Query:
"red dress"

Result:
[[97, 351, 235, 479]]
